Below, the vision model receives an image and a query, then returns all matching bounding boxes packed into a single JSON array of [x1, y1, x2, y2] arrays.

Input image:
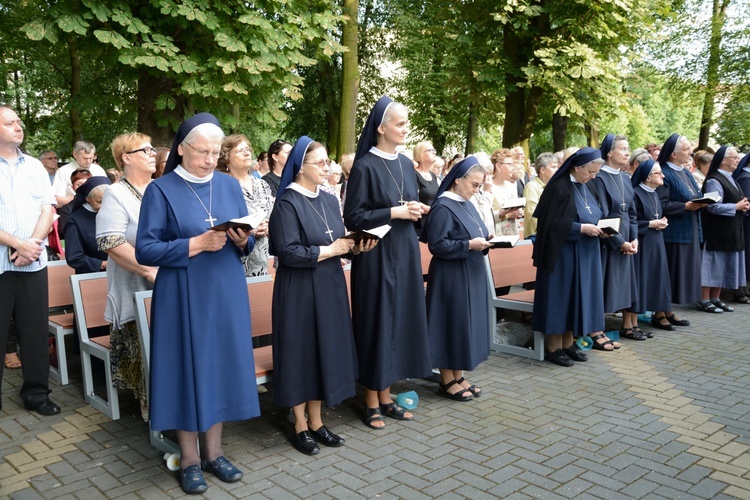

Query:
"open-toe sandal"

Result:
[[456, 376, 481, 397], [379, 401, 415, 420], [363, 407, 385, 429], [711, 300, 734, 312], [735, 295, 750, 304], [697, 301, 723, 314], [437, 380, 474, 402], [620, 328, 647, 341], [589, 333, 614, 351], [632, 326, 653, 338], [4, 352, 21, 369]]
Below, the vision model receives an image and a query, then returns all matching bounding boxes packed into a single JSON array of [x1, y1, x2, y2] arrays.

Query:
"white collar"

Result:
[[639, 183, 656, 193], [744, 167, 750, 175], [440, 191, 464, 201], [175, 165, 213, 183], [717, 169, 733, 179], [601, 165, 621, 175], [570, 174, 581, 184], [288, 182, 319, 198], [83, 202, 96, 212], [369, 147, 398, 161], [667, 161, 684, 172]]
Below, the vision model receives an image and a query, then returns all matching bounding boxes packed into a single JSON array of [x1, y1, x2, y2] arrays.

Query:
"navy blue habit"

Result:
[[733, 157, 750, 281], [136, 170, 260, 432], [64, 208, 107, 274]]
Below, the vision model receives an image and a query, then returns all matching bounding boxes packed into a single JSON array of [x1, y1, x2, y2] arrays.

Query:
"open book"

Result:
[[487, 234, 520, 248], [502, 197, 526, 210], [210, 211, 266, 232], [692, 191, 721, 204], [597, 217, 621, 235], [342, 224, 391, 244]]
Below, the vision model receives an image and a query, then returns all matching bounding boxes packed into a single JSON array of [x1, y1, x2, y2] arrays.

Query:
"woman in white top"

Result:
[[489, 148, 524, 236]]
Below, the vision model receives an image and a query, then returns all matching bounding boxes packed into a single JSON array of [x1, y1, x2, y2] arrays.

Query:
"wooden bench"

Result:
[[70, 272, 120, 419], [47, 261, 76, 385], [484, 241, 544, 361], [134, 275, 274, 454]]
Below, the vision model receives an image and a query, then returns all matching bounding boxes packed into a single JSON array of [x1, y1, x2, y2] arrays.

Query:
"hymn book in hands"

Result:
[[210, 212, 266, 232]]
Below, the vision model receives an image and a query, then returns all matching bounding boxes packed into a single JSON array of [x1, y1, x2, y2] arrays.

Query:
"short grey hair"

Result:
[[629, 148, 650, 166], [534, 153, 556, 175], [73, 141, 95, 154], [39, 150, 56, 160]]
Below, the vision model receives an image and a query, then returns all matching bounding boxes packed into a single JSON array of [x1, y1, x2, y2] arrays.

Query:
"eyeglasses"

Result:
[[45, 156, 58, 160], [184, 142, 221, 160], [234, 147, 253, 156], [426, 148, 436, 153], [126, 146, 156, 156], [304, 160, 328, 168], [725, 155, 739, 160]]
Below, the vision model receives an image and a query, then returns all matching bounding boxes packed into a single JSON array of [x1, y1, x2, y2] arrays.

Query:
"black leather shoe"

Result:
[[651, 316, 676, 331], [24, 399, 61, 416], [545, 349, 574, 367], [179, 464, 208, 494], [201, 456, 243, 483], [310, 425, 345, 447], [292, 430, 320, 456], [666, 314, 690, 326], [563, 347, 588, 362]]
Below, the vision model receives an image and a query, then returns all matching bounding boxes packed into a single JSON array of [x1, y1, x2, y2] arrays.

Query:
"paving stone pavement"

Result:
[[2, 302, 750, 499]]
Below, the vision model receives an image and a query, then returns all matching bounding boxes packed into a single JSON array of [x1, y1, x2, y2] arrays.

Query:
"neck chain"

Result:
[[379, 156, 406, 205], [572, 183, 592, 214], [183, 178, 216, 227], [121, 178, 144, 202], [457, 199, 484, 237], [649, 191, 661, 219], [675, 169, 696, 197], [302, 194, 334, 242], [610, 171, 628, 212]]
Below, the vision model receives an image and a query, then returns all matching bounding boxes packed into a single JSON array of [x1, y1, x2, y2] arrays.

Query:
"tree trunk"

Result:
[[552, 113, 569, 152], [318, 60, 339, 157], [698, 0, 729, 150], [68, 36, 82, 147], [584, 121, 599, 148], [338, 0, 359, 157], [465, 102, 478, 156], [136, 69, 185, 146]]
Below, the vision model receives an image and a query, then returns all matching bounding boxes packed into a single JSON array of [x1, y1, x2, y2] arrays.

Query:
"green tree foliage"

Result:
[[715, 86, 750, 151]]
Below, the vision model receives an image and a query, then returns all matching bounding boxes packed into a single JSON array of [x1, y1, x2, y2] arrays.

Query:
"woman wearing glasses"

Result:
[[96, 133, 159, 419], [218, 135, 273, 276], [136, 114, 260, 494], [413, 141, 439, 206]]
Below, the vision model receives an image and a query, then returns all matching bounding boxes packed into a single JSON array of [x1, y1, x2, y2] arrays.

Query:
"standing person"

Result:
[[0, 104, 60, 415], [343, 96, 432, 429], [698, 146, 749, 312], [262, 139, 292, 197], [412, 141, 440, 206], [153, 147, 169, 179], [136, 114, 259, 494], [270, 136, 375, 455], [691, 151, 713, 190], [64, 177, 111, 274], [523, 153, 559, 239], [489, 149, 524, 236], [52, 141, 107, 205], [733, 154, 750, 302], [656, 134, 707, 321], [420, 156, 492, 401], [532, 148, 612, 366], [256, 151, 270, 178], [217, 135, 272, 277], [96, 134, 158, 419], [39, 150, 58, 184], [592, 134, 645, 340]]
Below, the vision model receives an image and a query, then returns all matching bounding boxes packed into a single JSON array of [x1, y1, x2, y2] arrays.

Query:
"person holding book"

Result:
[[135, 113, 259, 494], [343, 96, 432, 429], [532, 148, 612, 366], [269, 136, 375, 455], [217, 134, 273, 277], [698, 146, 749, 312], [420, 156, 492, 401], [489, 148, 524, 236], [592, 134, 646, 341]]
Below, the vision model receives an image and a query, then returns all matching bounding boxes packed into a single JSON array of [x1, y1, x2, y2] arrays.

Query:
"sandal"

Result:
[[436, 380, 473, 402], [711, 300, 734, 312], [632, 326, 653, 338], [734, 295, 750, 304], [620, 328, 647, 341], [456, 376, 481, 397], [379, 401, 415, 420], [4, 352, 21, 369], [363, 407, 386, 429], [697, 301, 723, 314], [590, 332, 614, 351]]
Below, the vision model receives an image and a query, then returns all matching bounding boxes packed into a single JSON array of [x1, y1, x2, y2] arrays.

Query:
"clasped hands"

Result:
[[393, 201, 428, 221], [9, 237, 44, 267], [195, 227, 251, 253]]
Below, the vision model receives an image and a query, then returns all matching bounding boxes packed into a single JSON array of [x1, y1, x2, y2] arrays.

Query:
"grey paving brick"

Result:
[[687, 477, 729, 498]]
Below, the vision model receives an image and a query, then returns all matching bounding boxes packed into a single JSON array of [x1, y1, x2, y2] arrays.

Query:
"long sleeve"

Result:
[[425, 204, 470, 261], [343, 160, 393, 231], [705, 178, 737, 217], [135, 184, 191, 268], [63, 217, 103, 273], [268, 197, 321, 269]]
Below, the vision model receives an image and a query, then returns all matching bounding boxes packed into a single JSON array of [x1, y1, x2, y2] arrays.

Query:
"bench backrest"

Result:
[[487, 242, 535, 288], [247, 277, 273, 338], [70, 272, 109, 342], [419, 242, 432, 277], [48, 261, 76, 309]]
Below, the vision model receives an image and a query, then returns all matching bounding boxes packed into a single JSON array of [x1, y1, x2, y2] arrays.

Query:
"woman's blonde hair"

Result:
[[111, 132, 152, 169]]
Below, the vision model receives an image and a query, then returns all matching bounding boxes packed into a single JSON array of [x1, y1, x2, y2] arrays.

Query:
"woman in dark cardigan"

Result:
[[732, 154, 750, 303]]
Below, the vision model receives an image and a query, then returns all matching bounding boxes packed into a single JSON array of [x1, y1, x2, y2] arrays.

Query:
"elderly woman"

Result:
[[321, 160, 343, 200], [63, 177, 110, 274], [489, 148, 524, 236], [592, 134, 644, 340], [532, 148, 613, 366], [217, 134, 272, 277], [627, 148, 651, 177], [57, 169, 93, 239], [733, 154, 750, 303], [262, 139, 292, 197], [523, 153, 559, 238], [343, 96, 432, 429], [655, 134, 707, 322], [96, 133, 158, 418], [420, 156, 492, 401], [698, 146, 749, 312], [630, 161, 676, 330], [413, 141, 440, 206], [270, 136, 375, 455], [136, 114, 259, 494], [691, 151, 713, 190]]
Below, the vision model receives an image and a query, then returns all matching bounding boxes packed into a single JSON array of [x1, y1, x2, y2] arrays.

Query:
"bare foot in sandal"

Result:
[[4, 352, 21, 369]]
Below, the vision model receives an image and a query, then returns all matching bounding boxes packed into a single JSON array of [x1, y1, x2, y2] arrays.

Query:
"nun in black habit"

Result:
[[343, 96, 432, 429], [420, 156, 492, 402], [269, 136, 375, 455], [63, 176, 111, 274], [732, 154, 750, 302]]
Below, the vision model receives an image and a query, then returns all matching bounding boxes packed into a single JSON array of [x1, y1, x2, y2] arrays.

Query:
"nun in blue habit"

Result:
[[136, 113, 258, 493], [343, 96, 432, 429], [420, 156, 492, 402], [63, 176, 111, 274], [591, 134, 644, 340], [269, 136, 374, 456], [656, 133, 707, 307], [630, 160, 675, 328], [532, 147, 615, 366], [732, 154, 750, 302], [698, 146, 749, 312]]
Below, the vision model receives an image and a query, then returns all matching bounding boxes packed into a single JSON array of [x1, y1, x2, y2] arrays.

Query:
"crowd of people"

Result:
[[1, 98, 748, 494]]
